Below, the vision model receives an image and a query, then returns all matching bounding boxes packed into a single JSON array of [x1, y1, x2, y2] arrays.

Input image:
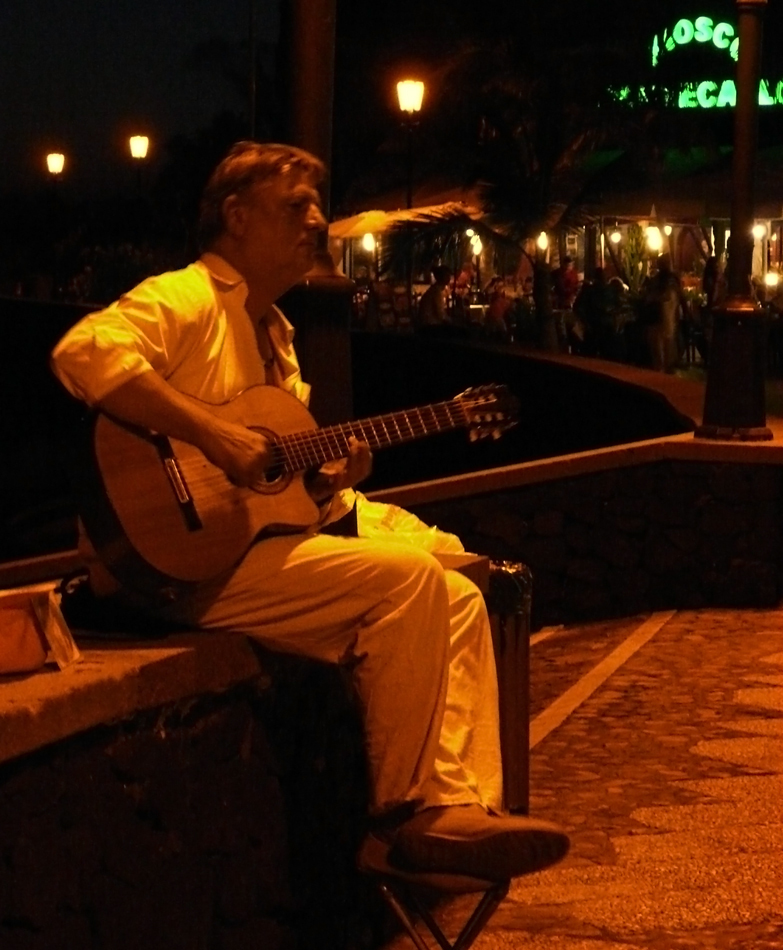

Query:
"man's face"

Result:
[[233, 168, 327, 285]]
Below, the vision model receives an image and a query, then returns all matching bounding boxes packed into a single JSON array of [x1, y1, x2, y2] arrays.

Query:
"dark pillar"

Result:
[[696, 0, 772, 441], [279, 0, 354, 425]]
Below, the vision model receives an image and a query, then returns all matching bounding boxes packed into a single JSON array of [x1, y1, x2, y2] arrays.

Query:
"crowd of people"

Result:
[[354, 251, 758, 375]]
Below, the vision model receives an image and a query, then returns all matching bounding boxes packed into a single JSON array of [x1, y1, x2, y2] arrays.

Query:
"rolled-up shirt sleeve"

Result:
[[51, 272, 201, 406]]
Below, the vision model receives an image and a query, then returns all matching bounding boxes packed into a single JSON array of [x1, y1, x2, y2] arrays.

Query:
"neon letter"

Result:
[[697, 81, 718, 108], [679, 85, 698, 108], [694, 16, 714, 42], [713, 23, 734, 50], [717, 80, 736, 108], [673, 19, 695, 45], [759, 80, 775, 106], [777, 80, 783, 104]]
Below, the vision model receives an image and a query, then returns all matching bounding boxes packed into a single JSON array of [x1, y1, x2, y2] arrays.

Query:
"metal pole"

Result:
[[248, 0, 257, 139], [696, 0, 772, 441], [406, 121, 414, 320]]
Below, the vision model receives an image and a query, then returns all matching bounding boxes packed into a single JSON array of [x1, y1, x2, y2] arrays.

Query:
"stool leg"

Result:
[[449, 881, 509, 950], [378, 879, 510, 950], [378, 881, 433, 950]]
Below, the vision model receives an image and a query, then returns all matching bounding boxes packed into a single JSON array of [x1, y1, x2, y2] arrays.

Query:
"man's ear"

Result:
[[222, 194, 247, 239]]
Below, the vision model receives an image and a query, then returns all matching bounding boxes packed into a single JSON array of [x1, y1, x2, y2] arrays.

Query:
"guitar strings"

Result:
[[269, 397, 499, 474], [272, 402, 466, 473]]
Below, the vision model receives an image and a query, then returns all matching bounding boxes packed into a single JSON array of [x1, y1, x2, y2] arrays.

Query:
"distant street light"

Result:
[[129, 135, 150, 191], [397, 80, 424, 116], [396, 79, 424, 209], [397, 79, 424, 320], [129, 135, 150, 160], [46, 153, 65, 176]]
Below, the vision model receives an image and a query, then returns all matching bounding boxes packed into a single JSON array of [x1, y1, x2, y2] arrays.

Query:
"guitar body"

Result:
[[78, 380, 517, 600], [84, 386, 321, 596]]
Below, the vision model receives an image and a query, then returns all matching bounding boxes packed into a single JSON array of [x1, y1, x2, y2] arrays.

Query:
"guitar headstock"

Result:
[[455, 384, 519, 442]]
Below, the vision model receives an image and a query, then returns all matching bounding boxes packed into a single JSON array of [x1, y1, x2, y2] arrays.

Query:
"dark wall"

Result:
[[351, 332, 694, 491], [0, 661, 380, 950], [0, 297, 91, 562]]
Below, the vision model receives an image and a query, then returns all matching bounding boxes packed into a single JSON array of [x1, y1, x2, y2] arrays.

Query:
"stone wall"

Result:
[[0, 661, 380, 950], [409, 460, 783, 628]]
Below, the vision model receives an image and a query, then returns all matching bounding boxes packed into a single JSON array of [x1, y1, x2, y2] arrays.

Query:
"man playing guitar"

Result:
[[51, 141, 567, 881]]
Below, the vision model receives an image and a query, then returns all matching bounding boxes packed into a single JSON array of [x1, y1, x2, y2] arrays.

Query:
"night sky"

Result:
[[0, 0, 279, 195], [3, 0, 782, 204]]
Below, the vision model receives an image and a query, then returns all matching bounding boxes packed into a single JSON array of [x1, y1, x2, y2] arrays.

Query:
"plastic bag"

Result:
[[355, 492, 464, 554]]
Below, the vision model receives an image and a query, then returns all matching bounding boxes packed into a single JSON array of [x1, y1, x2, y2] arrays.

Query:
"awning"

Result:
[[329, 202, 482, 239]]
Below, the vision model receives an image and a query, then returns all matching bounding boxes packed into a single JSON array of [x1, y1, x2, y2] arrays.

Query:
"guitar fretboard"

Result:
[[272, 398, 470, 474]]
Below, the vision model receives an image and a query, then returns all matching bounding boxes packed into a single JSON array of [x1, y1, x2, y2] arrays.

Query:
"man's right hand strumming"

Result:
[[199, 419, 273, 487]]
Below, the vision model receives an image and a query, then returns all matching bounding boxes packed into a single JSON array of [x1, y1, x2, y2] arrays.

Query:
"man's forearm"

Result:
[[96, 372, 273, 487], [96, 371, 219, 449]]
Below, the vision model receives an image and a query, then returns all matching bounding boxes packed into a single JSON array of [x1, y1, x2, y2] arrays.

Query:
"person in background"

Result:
[[417, 264, 453, 334], [552, 255, 579, 311], [484, 276, 512, 341], [642, 253, 686, 372], [50, 140, 568, 882]]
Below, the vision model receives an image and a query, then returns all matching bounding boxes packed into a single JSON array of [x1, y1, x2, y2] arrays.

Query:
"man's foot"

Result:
[[382, 804, 569, 881]]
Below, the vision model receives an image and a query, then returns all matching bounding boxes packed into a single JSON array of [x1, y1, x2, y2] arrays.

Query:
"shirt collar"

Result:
[[199, 251, 295, 344], [200, 251, 246, 289]]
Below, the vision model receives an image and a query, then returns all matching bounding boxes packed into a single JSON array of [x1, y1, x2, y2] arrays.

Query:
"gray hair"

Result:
[[198, 141, 325, 250]]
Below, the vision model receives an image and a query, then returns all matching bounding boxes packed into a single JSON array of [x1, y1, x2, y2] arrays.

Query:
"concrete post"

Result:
[[696, 0, 772, 440]]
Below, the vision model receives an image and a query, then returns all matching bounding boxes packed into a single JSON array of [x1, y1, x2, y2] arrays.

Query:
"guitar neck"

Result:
[[275, 399, 469, 474]]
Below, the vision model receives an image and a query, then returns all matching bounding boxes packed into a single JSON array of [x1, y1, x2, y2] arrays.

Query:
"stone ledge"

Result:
[[0, 632, 268, 767], [367, 430, 783, 508]]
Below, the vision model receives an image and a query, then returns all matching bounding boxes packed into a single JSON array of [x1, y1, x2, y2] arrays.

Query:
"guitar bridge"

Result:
[[154, 436, 203, 532]]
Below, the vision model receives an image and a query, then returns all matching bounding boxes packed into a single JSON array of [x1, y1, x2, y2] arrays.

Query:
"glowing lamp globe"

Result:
[[46, 153, 65, 176], [129, 135, 150, 160], [646, 227, 663, 251], [397, 80, 424, 115]]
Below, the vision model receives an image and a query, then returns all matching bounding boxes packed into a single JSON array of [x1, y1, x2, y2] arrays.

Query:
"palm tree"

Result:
[[377, 25, 643, 347]]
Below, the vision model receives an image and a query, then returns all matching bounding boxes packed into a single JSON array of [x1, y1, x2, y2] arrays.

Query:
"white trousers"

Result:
[[164, 532, 503, 816]]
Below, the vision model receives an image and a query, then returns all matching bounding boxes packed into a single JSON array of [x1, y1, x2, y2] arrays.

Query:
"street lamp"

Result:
[[129, 135, 149, 160], [697, 0, 771, 440], [46, 153, 65, 177], [396, 79, 424, 210], [129, 135, 150, 190], [397, 79, 424, 321]]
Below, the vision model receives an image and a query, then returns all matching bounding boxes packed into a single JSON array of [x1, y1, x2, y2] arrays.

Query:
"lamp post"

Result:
[[45, 153, 66, 297], [696, 0, 772, 440], [129, 135, 150, 190], [396, 80, 424, 320], [396, 79, 424, 210]]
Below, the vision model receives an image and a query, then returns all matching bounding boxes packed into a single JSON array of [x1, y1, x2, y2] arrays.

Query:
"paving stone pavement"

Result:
[[379, 608, 783, 950]]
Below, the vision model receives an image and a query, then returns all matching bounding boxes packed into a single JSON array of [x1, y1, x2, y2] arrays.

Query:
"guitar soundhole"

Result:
[[249, 427, 290, 495]]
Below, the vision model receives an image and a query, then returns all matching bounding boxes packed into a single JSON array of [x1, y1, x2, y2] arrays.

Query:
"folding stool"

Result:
[[359, 835, 509, 950]]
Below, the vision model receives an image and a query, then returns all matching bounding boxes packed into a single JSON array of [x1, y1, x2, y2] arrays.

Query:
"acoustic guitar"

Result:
[[79, 383, 518, 600]]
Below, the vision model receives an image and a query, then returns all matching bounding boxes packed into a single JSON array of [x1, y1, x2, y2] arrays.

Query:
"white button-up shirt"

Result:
[[51, 252, 311, 408]]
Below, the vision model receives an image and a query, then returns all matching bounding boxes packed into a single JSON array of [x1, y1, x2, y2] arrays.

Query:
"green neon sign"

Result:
[[679, 78, 783, 108], [652, 16, 739, 67], [642, 14, 783, 110]]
